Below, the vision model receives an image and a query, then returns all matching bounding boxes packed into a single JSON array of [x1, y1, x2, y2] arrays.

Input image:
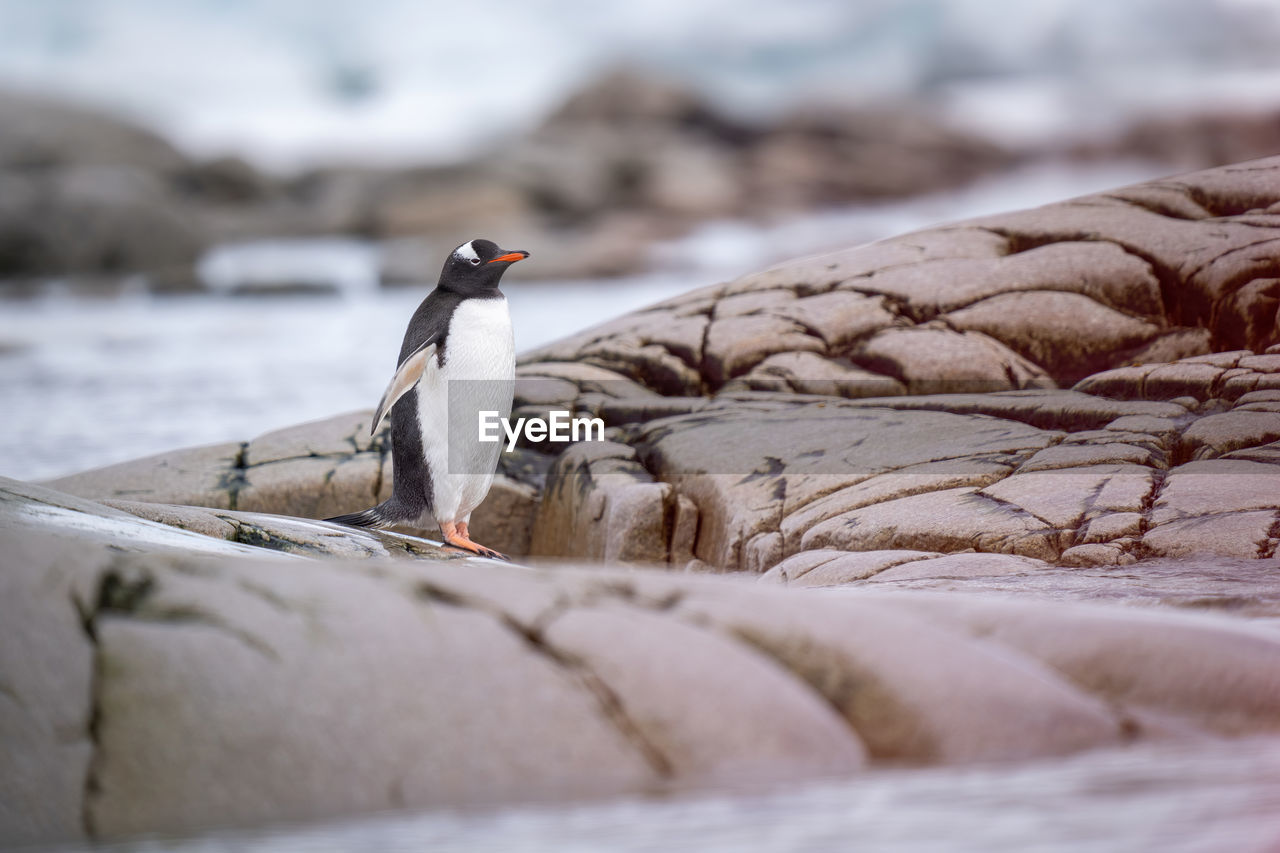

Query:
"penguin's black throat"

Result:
[[438, 238, 529, 296]]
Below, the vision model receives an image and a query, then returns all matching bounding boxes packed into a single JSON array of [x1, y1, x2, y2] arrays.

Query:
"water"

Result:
[[0, 160, 1167, 483], [43, 737, 1280, 853], [0, 274, 696, 482]]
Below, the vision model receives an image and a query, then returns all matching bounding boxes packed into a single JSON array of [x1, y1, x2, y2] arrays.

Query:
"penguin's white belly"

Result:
[[415, 296, 514, 524]]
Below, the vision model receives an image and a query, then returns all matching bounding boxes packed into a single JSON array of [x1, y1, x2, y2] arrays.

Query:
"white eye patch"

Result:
[[453, 241, 479, 262]]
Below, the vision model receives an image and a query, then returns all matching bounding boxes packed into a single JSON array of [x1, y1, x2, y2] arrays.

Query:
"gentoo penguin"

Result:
[[326, 238, 527, 559]]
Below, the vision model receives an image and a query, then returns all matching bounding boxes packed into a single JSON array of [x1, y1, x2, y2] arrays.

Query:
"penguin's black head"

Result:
[[438, 238, 529, 295]]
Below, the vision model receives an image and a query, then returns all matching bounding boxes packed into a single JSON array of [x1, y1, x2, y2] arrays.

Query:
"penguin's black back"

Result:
[[388, 288, 464, 519]]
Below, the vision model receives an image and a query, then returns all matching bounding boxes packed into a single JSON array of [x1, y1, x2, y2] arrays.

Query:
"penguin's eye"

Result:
[[469, 257, 481, 266]]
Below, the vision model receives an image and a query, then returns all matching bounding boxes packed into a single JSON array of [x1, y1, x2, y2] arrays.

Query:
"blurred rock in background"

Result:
[[4, 65, 1280, 294], [0, 90, 204, 290]]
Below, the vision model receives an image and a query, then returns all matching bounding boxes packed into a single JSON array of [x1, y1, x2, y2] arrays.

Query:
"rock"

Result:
[[966, 180, 1280, 355], [857, 241, 1163, 321], [611, 399, 1059, 570], [501, 157, 1280, 572], [845, 554, 1280, 619], [4, 477, 466, 564], [100, 500, 240, 540], [1180, 410, 1280, 461], [1059, 543, 1135, 567], [468, 475, 539, 558], [723, 351, 907, 398], [771, 290, 903, 351], [363, 68, 1019, 281], [760, 549, 941, 586], [0, 89, 186, 172], [43, 411, 543, 557], [0, 533, 96, 848], [943, 291, 1160, 385], [638, 140, 743, 218], [889, 591, 1280, 737], [1103, 415, 1184, 444], [6, 476, 1280, 844], [242, 409, 380, 465], [870, 552, 1052, 581], [1122, 327, 1214, 367], [0, 166, 205, 281], [1080, 512, 1145, 544], [19, 146, 1280, 844], [44, 157, 1280, 576], [45, 441, 246, 510], [373, 170, 532, 238], [13, 76, 1280, 290], [175, 156, 273, 205], [803, 486, 1067, 562], [1077, 360, 1235, 402], [854, 327, 1054, 394], [980, 464, 1155, 529], [82, 553, 655, 838], [0, 91, 209, 283], [543, 68, 728, 131], [530, 440, 678, 564], [674, 583, 1127, 763], [238, 454, 385, 520], [1097, 108, 1280, 173], [778, 458, 1018, 557], [1017, 443, 1163, 472], [1151, 459, 1280, 525], [1142, 511, 1277, 560], [382, 218, 668, 283], [742, 106, 1014, 208], [842, 390, 1185, 432], [542, 603, 867, 786], [523, 306, 709, 395], [703, 314, 826, 386]]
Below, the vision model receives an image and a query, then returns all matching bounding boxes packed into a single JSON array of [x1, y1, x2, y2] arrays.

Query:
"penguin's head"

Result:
[[439, 238, 529, 294]]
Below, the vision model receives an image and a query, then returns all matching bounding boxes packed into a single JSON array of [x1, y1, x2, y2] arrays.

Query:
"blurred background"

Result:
[[4, 0, 1280, 481]]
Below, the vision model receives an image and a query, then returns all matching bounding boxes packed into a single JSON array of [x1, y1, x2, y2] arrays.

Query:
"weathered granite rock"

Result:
[[510, 158, 1280, 572], [943, 291, 1160, 385], [16, 122, 1280, 852], [519, 387, 1242, 571], [3, 478, 468, 564], [44, 411, 540, 558], [522, 158, 1280, 392], [0, 91, 186, 172], [760, 549, 944, 586], [759, 547, 1280, 618], [0, 536, 96, 847], [722, 351, 908, 398], [46, 159, 1280, 574], [44, 441, 246, 510], [529, 440, 679, 564], [6, 477, 1280, 845], [853, 326, 1054, 394], [0, 90, 211, 283], [0, 166, 205, 282]]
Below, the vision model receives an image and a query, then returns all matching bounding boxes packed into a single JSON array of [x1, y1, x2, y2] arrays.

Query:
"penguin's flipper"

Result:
[[370, 341, 436, 435]]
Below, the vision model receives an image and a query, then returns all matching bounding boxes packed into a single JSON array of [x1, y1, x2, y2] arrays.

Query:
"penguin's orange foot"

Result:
[[440, 521, 509, 561]]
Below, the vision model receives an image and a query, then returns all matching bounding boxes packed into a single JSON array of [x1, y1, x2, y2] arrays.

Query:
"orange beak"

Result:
[[488, 251, 529, 264]]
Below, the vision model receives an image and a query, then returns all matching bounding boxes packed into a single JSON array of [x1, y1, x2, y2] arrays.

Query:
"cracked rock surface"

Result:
[[4, 477, 1280, 844], [13, 156, 1280, 844], [42, 409, 541, 558], [505, 159, 1280, 572], [43, 158, 1280, 575]]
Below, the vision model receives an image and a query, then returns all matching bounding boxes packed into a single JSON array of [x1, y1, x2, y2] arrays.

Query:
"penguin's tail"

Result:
[[324, 501, 406, 530]]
